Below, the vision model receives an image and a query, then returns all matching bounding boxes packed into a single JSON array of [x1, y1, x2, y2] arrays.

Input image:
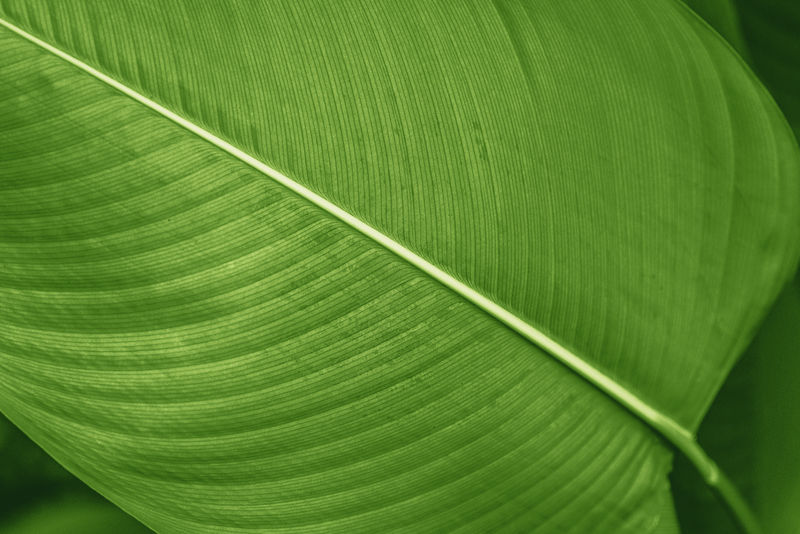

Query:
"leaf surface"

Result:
[[0, 1, 798, 532]]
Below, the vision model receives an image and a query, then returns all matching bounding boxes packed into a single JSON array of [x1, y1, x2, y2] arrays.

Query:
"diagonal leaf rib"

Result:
[[0, 15, 761, 534]]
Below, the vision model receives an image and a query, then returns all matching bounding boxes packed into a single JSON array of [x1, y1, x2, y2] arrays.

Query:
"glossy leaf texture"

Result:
[[0, 1, 798, 533]]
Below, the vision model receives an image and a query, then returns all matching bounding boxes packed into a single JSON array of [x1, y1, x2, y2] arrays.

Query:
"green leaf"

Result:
[[0, 1, 798, 532]]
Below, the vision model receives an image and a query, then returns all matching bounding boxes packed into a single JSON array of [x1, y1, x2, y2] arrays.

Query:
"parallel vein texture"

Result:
[[0, 14, 697, 461], [0, 27, 677, 533], [1, 1, 799, 533], [1, 0, 796, 428]]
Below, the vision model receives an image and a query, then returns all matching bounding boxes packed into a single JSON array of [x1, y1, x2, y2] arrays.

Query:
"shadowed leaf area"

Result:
[[1, 1, 799, 533], [673, 281, 800, 533], [675, 1, 800, 532], [0, 414, 151, 532]]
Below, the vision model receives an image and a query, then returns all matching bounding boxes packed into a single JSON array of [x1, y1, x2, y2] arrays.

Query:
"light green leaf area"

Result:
[[0, 27, 677, 533], [0, 1, 798, 533]]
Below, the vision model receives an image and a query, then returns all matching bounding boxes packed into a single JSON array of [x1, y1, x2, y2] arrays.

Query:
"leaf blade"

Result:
[[0, 26, 677, 532]]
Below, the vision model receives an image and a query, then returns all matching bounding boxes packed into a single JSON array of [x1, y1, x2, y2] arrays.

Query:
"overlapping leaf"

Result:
[[735, 0, 800, 137], [675, 1, 800, 531]]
